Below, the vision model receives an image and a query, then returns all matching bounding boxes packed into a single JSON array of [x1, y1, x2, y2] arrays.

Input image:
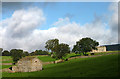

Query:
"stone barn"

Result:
[[91, 44, 120, 53], [11, 57, 42, 72]]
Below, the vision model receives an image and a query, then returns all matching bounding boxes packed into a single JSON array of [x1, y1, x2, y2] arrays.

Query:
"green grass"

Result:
[[1, 65, 12, 69], [63, 52, 91, 60], [37, 55, 56, 62], [2, 54, 118, 77], [2, 61, 13, 63], [2, 56, 12, 60], [93, 51, 119, 55], [0, 56, 13, 63], [62, 53, 81, 60]]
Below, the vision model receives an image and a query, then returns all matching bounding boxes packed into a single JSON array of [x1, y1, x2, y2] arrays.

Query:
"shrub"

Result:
[[10, 49, 24, 63]]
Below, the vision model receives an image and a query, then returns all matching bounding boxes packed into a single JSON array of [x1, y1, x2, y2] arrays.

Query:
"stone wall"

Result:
[[54, 59, 64, 63]]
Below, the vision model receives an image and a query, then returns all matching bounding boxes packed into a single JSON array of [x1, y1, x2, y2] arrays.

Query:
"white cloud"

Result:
[[53, 17, 112, 47], [53, 17, 70, 27], [2, 7, 45, 38], [0, 3, 118, 52], [109, 3, 118, 32], [108, 3, 118, 43], [1, 7, 46, 52]]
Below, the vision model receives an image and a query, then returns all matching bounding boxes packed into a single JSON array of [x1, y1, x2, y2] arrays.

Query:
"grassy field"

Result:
[[1, 56, 12, 60], [0, 56, 13, 70], [2, 61, 13, 63], [93, 51, 119, 55], [2, 54, 118, 77], [1, 65, 13, 69], [37, 55, 56, 62], [62, 51, 117, 60], [1, 56, 13, 63]]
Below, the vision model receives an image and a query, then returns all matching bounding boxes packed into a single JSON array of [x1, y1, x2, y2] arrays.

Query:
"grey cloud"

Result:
[[108, 3, 118, 32], [107, 3, 118, 44], [2, 2, 56, 14], [118, 2, 120, 44]]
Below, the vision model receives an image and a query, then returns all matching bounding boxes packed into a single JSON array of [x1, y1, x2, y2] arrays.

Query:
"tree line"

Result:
[[44, 37, 99, 59], [0, 37, 99, 63], [1, 49, 49, 63]]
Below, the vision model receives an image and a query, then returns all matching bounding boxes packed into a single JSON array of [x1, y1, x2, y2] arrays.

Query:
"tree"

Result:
[[45, 39, 59, 53], [10, 49, 24, 63], [23, 51, 29, 56], [37, 50, 49, 55], [35, 50, 42, 55], [2, 50, 10, 56], [29, 52, 35, 56], [72, 37, 99, 55], [32, 50, 48, 55], [42, 51, 49, 55], [0, 48, 3, 56], [53, 43, 70, 59]]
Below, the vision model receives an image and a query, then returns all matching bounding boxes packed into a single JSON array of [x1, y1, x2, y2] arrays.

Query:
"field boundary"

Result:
[[41, 52, 118, 65]]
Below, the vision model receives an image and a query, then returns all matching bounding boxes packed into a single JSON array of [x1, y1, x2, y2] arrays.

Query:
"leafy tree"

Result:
[[42, 50, 49, 55], [0, 48, 3, 56], [35, 50, 42, 55], [2, 50, 10, 56], [23, 51, 29, 56], [32, 50, 49, 55], [0, 48, 3, 51], [10, 49, 24, 63], [53, 43, 70, 59], [72, 37, 99, 55], [45, 39, 59, 53], [29, 52, 35, 56]]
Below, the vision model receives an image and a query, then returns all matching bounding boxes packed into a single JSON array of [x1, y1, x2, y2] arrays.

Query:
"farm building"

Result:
[[92, 44, 120, 52], [11, 57, 42, 72]]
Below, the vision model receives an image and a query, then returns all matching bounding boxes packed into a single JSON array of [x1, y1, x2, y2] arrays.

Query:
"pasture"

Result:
[[0, 56, 13, 70], [2, 53, 118, 77], [37, 55, 56, 62]]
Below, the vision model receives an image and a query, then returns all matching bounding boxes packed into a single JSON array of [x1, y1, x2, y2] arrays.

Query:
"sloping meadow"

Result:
[[2, 54, 119, 77]]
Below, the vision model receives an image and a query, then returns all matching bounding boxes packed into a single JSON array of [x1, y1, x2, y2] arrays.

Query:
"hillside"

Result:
[[2, 54, 118, 77]]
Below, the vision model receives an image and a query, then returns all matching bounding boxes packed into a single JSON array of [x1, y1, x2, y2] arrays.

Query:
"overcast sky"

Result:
[[0, 2, 118, 52]]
